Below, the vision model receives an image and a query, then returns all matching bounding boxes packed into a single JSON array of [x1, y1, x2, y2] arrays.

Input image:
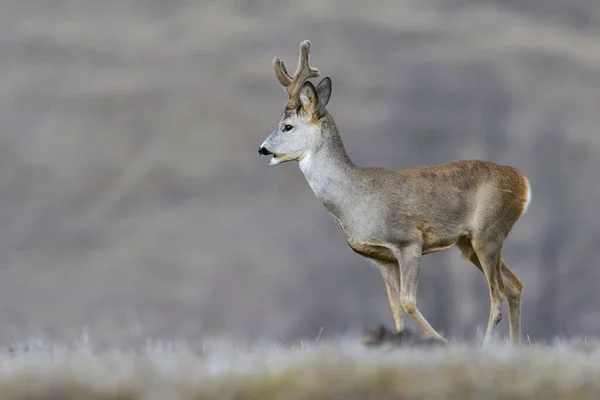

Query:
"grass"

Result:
[[0, 336, 599, 399]]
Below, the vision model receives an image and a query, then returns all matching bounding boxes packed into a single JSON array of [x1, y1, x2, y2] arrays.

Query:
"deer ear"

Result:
[[300, 81, 319, 113], [316, 77, 332, 108]]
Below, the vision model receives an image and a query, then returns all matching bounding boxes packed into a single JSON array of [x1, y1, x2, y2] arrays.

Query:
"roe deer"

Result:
[[258, 40, 531, 345]]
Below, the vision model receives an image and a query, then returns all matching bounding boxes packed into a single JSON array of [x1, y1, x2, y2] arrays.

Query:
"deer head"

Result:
[[259, 40, 333, 166]]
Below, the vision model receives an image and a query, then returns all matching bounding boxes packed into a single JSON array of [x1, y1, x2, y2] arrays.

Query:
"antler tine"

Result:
[[295, 40, 320, 83], [273, 56, 292, 87], [273, 40, 320, 105]]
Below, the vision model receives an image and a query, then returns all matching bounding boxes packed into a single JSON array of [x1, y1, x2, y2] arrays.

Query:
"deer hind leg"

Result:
[[457, 239, 523, 345], [499, 260, 523, 344], [469, 236, 505, 345], [392, 243, 448, 344], [373, 259, 405, 332]]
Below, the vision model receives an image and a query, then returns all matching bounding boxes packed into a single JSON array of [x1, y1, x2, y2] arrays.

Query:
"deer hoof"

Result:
[[494, 312, 502, 325]]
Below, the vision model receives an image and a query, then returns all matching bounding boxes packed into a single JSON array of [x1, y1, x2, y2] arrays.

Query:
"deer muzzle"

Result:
[[258, 146, 273, 156]]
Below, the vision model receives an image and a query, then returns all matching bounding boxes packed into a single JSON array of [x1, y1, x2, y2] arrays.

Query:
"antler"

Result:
[[273, 40, 320, 109]]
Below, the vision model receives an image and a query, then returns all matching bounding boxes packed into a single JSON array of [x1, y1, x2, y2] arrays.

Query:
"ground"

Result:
[[1, 336, 599, 399]]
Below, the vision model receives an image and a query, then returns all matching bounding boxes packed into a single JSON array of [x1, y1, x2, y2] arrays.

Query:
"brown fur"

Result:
[[346, 159, 529, 344]]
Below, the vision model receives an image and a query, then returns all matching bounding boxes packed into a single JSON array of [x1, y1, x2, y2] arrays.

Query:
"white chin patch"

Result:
[[269, 156, 281, 166]]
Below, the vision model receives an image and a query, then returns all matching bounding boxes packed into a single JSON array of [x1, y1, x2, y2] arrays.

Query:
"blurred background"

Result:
[[0, 0, 598, 346]]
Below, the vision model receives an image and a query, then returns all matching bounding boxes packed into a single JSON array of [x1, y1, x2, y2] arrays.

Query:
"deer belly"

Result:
[[421, 241, 458, 255], [346, 240, 396, 262], [421, 231, 463, 255]]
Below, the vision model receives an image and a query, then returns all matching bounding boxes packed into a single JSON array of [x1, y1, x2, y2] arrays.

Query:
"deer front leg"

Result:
[[374, 259, 405, 332], [392, 243, 448, 344]]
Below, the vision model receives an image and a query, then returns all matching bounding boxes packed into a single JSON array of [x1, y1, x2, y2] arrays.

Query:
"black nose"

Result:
[[258, 146, 273, 156]]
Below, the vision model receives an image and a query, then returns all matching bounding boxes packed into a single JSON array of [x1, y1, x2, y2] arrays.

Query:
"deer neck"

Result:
[[298, 115, 355, 216]]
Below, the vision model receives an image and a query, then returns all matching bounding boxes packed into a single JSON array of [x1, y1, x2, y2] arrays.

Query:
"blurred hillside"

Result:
[[0, 0, 598, 345]]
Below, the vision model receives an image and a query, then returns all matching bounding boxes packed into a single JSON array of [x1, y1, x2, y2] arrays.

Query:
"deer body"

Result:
[[259, 40, 530, 345]]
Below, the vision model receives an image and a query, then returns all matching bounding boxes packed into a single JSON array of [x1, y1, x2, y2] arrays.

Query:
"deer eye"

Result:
[[282, 124, 294, 132]]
